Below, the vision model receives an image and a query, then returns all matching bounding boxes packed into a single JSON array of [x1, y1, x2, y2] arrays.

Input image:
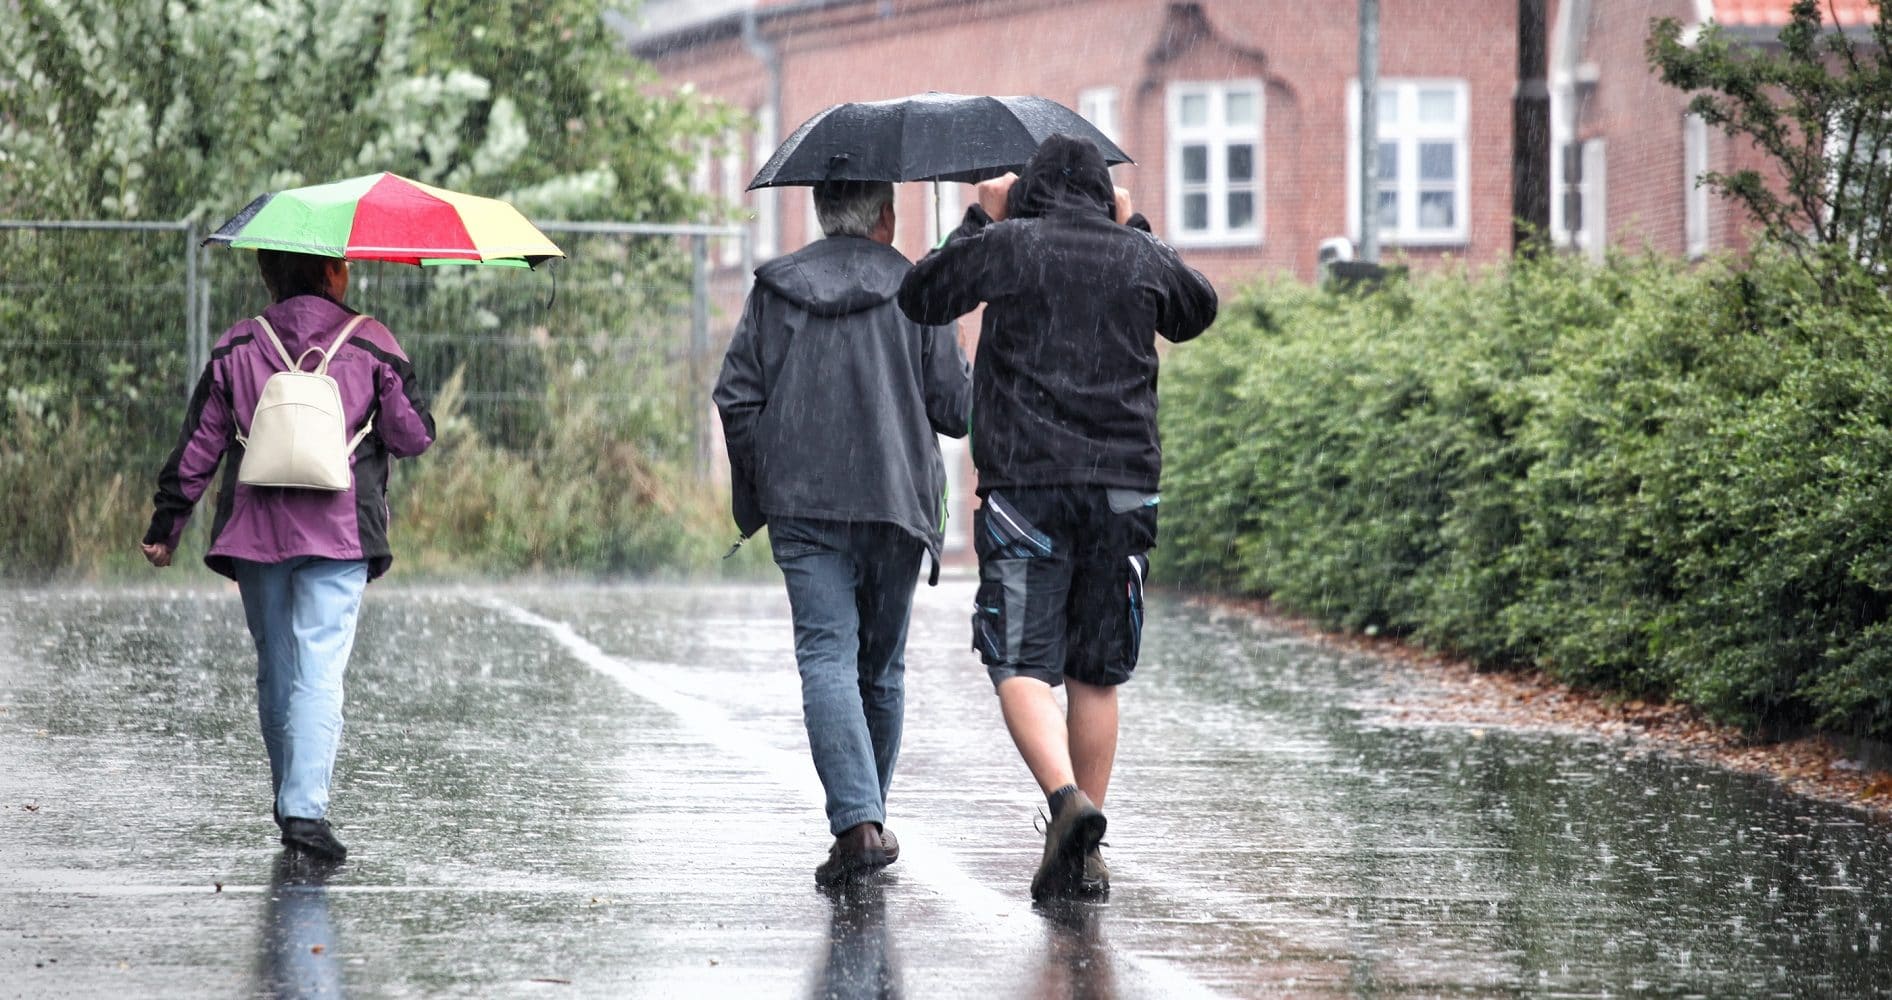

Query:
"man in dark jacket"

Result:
[[898, 134, 1218, 900], [713, 179, 972, 888]]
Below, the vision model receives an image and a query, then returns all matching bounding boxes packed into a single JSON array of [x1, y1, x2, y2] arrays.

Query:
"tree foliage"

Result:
[[0, 1, 748, 577], [0, 0, 733, 222], [1649, 0, 1892, 291]]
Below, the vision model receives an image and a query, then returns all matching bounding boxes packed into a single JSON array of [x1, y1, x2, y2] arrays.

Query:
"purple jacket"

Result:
[[144, 295, 435, 580]]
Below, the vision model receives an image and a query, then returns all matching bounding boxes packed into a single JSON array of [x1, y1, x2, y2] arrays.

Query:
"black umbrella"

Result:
[[747, 91, 1133, 189]]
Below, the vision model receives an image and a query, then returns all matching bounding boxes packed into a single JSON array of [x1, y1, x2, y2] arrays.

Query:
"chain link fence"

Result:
[[0, 218, 751, 573]]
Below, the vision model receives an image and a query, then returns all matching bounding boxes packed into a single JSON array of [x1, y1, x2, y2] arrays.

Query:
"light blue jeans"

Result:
[[770, 518, 923, 836], [233, 556, 369, 821]]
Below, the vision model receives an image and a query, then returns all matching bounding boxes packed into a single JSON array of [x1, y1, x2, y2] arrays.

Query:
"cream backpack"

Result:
[[235, 314, 375, 491]]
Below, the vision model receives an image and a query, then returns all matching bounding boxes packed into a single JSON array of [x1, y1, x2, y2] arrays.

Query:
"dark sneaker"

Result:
[[1081, 843, 1110, 895], [815, 822, 889, 888], [880, 826, 900, 865], [280, 817, 348, 862], [1031, 791, 1106, 901]]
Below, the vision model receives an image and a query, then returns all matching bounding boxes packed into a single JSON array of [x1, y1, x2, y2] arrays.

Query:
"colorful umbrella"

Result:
[[204, 173, 564, 268]]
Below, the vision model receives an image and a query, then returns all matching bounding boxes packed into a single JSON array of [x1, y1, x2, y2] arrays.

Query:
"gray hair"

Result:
[[813, 180, 894, 238]]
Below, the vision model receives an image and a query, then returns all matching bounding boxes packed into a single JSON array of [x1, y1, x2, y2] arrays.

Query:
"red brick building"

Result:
[[628, 0, 1875, 550], [625, 0, 1876, 284], [1551, 0, 1877, 262]]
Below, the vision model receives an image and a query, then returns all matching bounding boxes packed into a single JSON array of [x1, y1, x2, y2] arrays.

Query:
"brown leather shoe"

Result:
[[880, 825, 900, 865], [1031, 792, 1106, 901], [815, 822, 889, 887]]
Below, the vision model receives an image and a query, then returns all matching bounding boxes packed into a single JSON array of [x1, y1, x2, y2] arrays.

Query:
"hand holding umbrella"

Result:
[[975, 173, 1135, 225]]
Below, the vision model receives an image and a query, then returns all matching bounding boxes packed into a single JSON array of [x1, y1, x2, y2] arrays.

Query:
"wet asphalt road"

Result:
[[3, 578, 1891, 998]]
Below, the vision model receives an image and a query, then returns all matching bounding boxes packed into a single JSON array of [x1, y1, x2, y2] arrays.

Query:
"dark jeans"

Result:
[[770, 517, 924, 836]]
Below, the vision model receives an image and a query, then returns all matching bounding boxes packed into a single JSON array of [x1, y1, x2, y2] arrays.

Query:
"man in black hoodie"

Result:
[[714, 180, 972, 888], [898, 134, 1218, 900]]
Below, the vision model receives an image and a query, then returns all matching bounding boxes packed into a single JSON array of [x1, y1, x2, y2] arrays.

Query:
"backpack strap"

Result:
[[253, 314, 371, 373], [252, 316, 297, 371], [313, 315, 371, 376], [242, 314, 379, 455]]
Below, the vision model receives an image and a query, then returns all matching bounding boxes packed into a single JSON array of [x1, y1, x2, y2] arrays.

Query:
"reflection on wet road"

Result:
[[2, 580, 1889, 997]]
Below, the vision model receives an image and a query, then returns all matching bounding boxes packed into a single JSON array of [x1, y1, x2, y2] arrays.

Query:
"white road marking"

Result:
[[489, 598, 1226, 1000]]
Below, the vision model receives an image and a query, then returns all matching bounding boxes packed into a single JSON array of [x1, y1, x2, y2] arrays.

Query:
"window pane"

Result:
[[1183, 192, 1210, 231], [1419, 142, 1455, 181], [1227, 144, 1254, 182], [1228, 190, 1255, 230], [1226, 90, 1257, 127], [1377, 141, 1398, 181], [1418, 88, 1457, 124], [1419, 191, 1456, 229], [1377, 189, 1398, 229], [1376, 88, 1398, 126], [1179, 92, 1209, 127], [1182, 145, 1209, 183]]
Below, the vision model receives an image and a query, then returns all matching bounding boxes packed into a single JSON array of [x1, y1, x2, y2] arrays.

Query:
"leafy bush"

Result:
[[1159, 251, 1892, 739]]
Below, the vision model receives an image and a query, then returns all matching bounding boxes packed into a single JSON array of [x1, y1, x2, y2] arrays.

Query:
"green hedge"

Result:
[[1158, 251, 1892, 739]]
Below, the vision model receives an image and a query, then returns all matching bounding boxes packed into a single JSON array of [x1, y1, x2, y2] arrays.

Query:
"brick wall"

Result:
[[644, 0, 1526, 289]]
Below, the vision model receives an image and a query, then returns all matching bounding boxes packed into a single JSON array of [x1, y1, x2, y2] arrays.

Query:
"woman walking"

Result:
[[141, 249, 434, 861]]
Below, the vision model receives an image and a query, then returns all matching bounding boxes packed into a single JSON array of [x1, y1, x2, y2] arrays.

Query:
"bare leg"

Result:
[[1065, 678, 1119, 808], [996, 676, 1076, 794]]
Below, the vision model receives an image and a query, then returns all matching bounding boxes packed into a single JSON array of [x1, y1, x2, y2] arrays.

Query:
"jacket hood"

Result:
[[258, 294, 361, 353], [756, 236, 910, 317], [1006, 133, 1116, 221]]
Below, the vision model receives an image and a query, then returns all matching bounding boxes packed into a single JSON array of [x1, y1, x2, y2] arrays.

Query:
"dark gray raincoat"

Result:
[[713, 235, 972, 564]]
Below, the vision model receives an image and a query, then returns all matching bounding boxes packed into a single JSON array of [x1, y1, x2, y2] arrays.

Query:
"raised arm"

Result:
[[898, 205, 998, 326], [1153, 246, 1220, 344], [371, 334, 435, 459]]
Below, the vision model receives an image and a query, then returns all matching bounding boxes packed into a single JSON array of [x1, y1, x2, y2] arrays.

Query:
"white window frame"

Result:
[[1347, 78, 1471, 247], [719, 128, 743, 267], [1579, 138, 1606, 262], [752, 106, 778, 261], [1684, 112, 1709, 259], [1821, 105, 1890, 256], [1165, 80, 1264, 246], [1079, 86, 1122, 146], [923, 181, 964, 251], [1552, 137, 1607, 263]]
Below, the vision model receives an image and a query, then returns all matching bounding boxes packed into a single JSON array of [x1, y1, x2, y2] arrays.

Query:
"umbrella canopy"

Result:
[[205, 173, 565, 268], [747, 92, 1132, 189]]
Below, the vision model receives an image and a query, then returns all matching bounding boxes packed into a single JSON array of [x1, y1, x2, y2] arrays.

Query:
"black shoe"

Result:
[[880, 825, 900, 866], [1031, 792, 1106, 901], [280, 817, 348, 862], [815, 822, 889, 888]]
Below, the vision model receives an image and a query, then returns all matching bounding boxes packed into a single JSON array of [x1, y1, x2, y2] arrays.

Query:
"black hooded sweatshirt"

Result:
[[713, 235, 971, 560], [897, 134, 1218, 495]]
